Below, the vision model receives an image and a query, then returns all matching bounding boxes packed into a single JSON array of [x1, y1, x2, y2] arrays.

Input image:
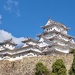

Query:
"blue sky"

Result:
[[0, 0, 75, 45]]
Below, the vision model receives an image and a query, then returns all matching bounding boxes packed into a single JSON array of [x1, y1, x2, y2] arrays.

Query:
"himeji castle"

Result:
[[0, 19, 75, 60]]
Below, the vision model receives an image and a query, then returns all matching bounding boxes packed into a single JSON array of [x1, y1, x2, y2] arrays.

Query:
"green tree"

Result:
[[69, 52, 75, 75], [51, 59, 67, 75], [50, 72, 56, 75], [35, 62, 50, 75], [70, 49, 75, 54]]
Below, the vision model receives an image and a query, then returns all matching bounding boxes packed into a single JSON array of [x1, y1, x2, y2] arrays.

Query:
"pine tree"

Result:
[[35, 62, 50, 75], [69, 52, 75, 75], [51, 59, 67, 75]]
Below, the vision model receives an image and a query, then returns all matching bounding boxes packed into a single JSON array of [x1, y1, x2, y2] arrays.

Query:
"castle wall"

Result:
[[0, 54, 73, 75]]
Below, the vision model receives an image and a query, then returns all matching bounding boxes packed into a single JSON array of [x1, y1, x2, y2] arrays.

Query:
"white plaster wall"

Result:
[[45, 33, 55, 38], [0, 46, 5, 50], [70, 39, 75, 43], [40, 37, 68, 46], [38, 42, 48, 47], [55, 48, 69, 53], [3, 44, 14, 50], [39, 37, 51, 47], [53, 40, 66, 46], [23, 42, 37, 47], [0, 48, 41, 55], [44, 25, 67, 34], [0, 44, 15, 50], [28, 42, 36, 45], [33, 49, 41, 53], [24, 53, 37, 57], [48, 47, 69, 53], [49, 46, 69, 53], [39, 37, 68, 48], [54, 46, 69, 50], [39, 37, 44, 42], [57, 34, 69, 41], [62, 36, 69, 41], [0, 51, 14, 54]]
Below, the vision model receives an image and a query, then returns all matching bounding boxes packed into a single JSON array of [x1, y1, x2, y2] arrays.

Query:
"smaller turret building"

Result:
[[0, 38, 17, 50]]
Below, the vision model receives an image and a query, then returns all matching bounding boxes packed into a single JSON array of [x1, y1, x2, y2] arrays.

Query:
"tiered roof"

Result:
[[42, 48, 68, 54], [40, 36, 73, 50], [22, 37, 39, 43], [37, 29, 74, 39], [0, 45, 42, 58], [42, 45, 69, 54], [0, 38, 17, 46], [41, 19, 70, 30], [0, 43, 41, 53]]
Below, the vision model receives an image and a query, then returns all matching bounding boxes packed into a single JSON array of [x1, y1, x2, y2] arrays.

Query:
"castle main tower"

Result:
[[37, 19, 75, 54]]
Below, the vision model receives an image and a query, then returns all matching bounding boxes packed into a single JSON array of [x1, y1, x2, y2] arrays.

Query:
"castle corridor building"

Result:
[[0, 19, 75, 60]]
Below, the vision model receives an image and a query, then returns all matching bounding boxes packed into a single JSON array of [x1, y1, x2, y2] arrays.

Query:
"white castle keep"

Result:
[[0, 19, 75, 60]]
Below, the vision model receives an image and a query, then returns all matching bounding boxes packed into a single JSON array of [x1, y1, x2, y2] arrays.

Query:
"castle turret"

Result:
[[0, 38, 17, 50], [0, 38, 17, 59], [37, 19, 75, 54]]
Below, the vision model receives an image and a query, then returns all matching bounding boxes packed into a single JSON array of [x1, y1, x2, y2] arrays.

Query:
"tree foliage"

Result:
[[51, 59, 67, 75], [70, 49, 75, 54], [69, 52, 75, 75], [35, 62, 50, 75]]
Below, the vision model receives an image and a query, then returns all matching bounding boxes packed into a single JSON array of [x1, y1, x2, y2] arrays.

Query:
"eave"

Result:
[[41, 23, 70, 30], [22, 37, 39, 43]]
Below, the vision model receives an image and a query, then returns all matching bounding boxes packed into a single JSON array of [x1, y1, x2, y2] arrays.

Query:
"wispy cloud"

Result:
[[16, 10, 21, 17], [4, 0, 21, 17], [0, 15, 2, 24], [0, 30, 25, 45]]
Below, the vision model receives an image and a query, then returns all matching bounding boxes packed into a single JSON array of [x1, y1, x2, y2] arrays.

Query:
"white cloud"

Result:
[[4, 0, 13, 11], [4, 0, 21, 17], [0, 30, 25, 45]]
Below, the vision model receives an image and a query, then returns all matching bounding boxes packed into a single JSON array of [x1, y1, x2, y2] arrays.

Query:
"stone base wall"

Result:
[[0, 54, 73, 75]]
